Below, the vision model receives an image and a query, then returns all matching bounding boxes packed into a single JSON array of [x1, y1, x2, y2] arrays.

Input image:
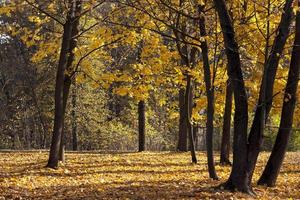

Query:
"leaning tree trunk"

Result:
[[138, 100, 146, 152], [47, 0, 81, 168], [213, 0, 250, 193], [258, 7, 300, 187], [246, 0, 294, 183], [198, 4, 218, 179], [46, 18, 73, 169], [220, 79, 232, 165], [58, 76, 72, 162], [178, 88, 188, 151], [185, 75, 197, 163], [58, 0, 82, 162]]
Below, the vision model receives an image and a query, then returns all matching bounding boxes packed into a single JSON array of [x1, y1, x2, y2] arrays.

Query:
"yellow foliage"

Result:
[[114, 86, 130, 96]]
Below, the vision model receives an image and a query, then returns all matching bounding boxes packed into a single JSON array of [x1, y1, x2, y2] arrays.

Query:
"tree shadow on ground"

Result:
[[0, 181, 250, 200]]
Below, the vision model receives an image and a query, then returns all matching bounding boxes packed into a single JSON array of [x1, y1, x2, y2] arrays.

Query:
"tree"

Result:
[[198, 4, 218, 179], [246, 0, 294, 182], [138, 100, 146, 152], [220, 79, 232, 165], [213, 0, 250, 193], [47, 0, 82, 168], [58, 0, 82, 162], [177, 88, 188, 151], [257, 4, 300, 186], [214, 0, 295, 193]]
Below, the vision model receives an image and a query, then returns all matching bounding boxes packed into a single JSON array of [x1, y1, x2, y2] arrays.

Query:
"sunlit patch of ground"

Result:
[[0, 151, 299, 199]]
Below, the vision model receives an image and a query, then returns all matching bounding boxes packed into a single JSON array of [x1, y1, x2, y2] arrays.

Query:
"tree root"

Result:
[[216, 181, 256, 197]]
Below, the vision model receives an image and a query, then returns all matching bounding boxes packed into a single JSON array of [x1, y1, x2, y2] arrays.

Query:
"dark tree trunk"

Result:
[[58, 0, 82, 161], [198, 5, 218, 179], [178, 88, 188, 151], [72, 82, 78, 151], [173, 8, 196, 162], [47, 0, 81, 168], [258, 8, 300, 187], [138, 100, 146, 152], [185, 76, 197, 163], [213, 0, 250, 193], [46, 20, 73, 168], [193, 126, 198, 150], [220, 79, 232, 165], [188, 83, 195, 152], [246, 0, 293, 182], [58, 76, 72, 162]]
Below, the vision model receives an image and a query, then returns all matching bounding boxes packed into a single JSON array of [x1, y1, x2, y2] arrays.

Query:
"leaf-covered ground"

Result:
[[0, 152, 299, 199]]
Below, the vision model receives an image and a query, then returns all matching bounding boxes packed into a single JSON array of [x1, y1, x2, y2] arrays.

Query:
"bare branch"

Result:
[[71, 37, 124, 78], [24, 0, 64, 26]]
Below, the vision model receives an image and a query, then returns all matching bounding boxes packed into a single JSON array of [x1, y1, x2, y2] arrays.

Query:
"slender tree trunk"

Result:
[[173, 10, 196, 162], [138, 100, 146, 152], [246, 0, 293, 182], [185, 75, 197, 163], [46, 20, 73, 168], [198, 5, 218, 179], [258, 7, 300, 187], [213, 0, 250, 193], [193, 126, 198, 150], [220, 79, 232, 165], [188, 84, 194, 152], [72, 81, 78, 151], [58, 0, 82, 161], [58, 76, 72, 162], [178, 88, 188, 151], [47, 0, 81, 168]]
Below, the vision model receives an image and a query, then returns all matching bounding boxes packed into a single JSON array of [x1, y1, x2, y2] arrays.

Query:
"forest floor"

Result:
[[0, 151, 299, 200]]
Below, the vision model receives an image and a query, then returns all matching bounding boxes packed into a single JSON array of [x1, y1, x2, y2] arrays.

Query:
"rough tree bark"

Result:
[[220, 79, 232, 165], [213, 0, 250, 193], [46, 16, 73, 168], [58, 76, 71, 162], [138, 100, 146, 152], [178, 88, 188, 151], [258, 6, 300, 187], [185, 75, 197, 163], [58, 0, 82, 162], [198, 4, 218, 179], [47, 0, 81, 168], [246, 0, 293, 182]]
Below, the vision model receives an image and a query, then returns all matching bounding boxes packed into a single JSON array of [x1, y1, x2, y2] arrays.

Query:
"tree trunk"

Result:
[[258, 7, 300, 187], [213, 0, 250, 193], [198, 5, 218, 179], [138, 100, 145, 152], [220, 79, 232, 165], [46, 20, 73, 168], [58, 0, 82, 162], [58, 76, 72, 162], [193, 126, 198, 150], [72, 81, 78, 151], [178, 88, 188, 151], [185, 75, 197, 163], [246, 0, 293, 182], [47, 0, 80, 168]]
